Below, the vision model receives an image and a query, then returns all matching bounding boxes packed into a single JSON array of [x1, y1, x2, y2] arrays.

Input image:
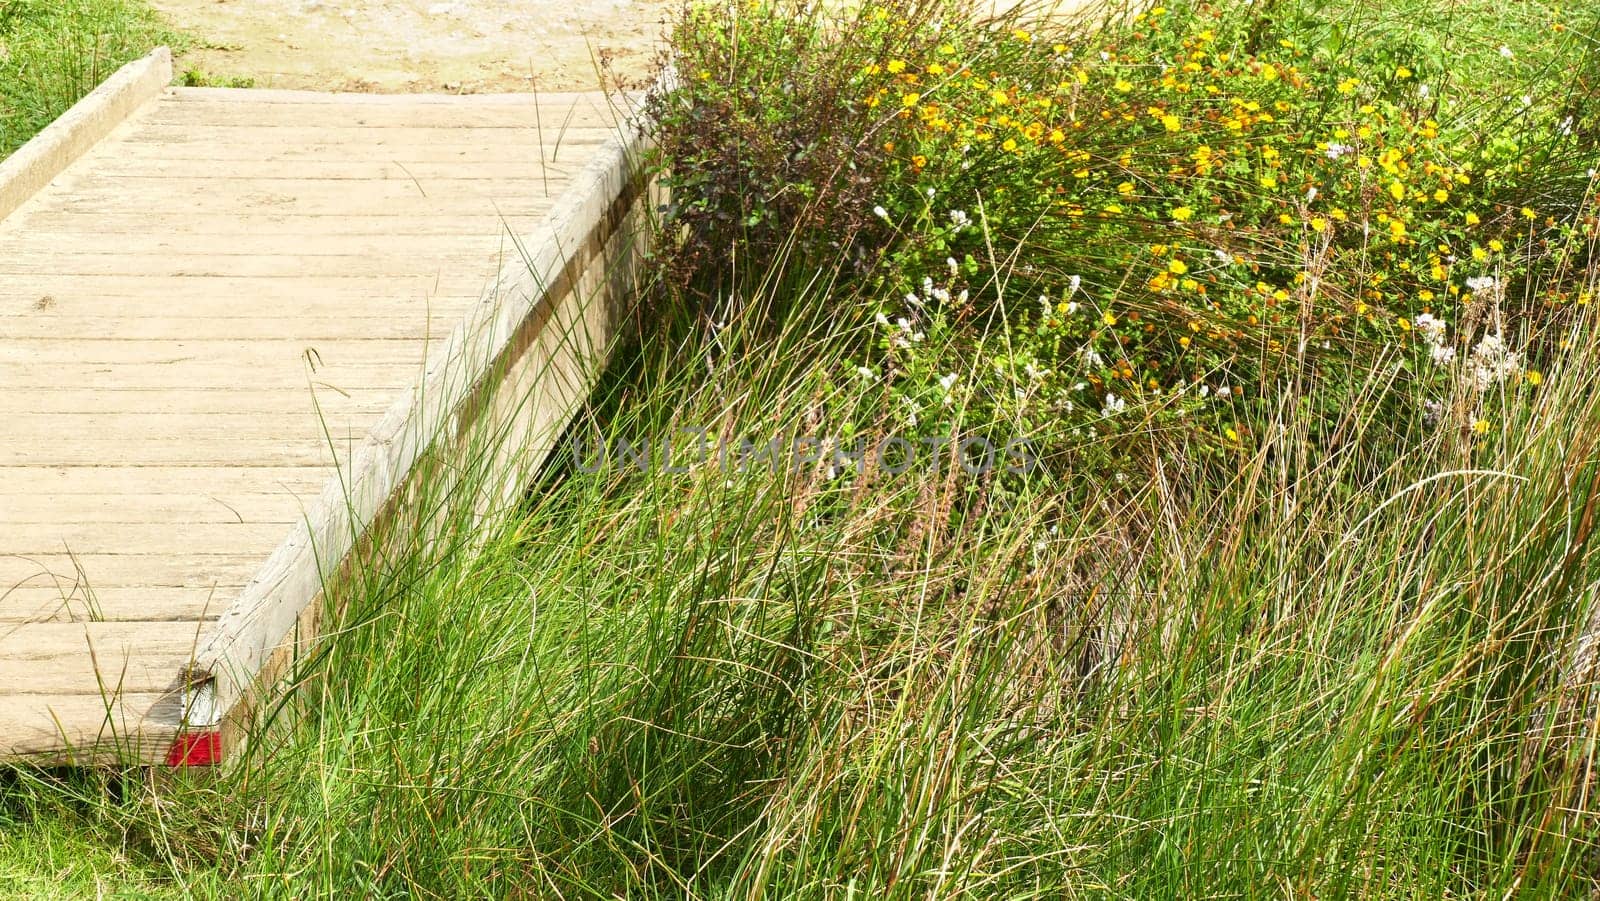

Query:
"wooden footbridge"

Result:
[[0, 49, 648, 764]]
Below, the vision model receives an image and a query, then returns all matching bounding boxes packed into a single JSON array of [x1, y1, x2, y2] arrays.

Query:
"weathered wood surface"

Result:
[[0, 50, 645, 762]]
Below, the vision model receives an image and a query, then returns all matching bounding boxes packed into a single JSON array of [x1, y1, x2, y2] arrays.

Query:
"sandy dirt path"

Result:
[[150, 0, 672, 93]]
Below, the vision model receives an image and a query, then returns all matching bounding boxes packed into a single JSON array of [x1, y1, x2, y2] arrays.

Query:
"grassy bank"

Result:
[[4, 0, 1600, 897], [0, 0, 174, 157]]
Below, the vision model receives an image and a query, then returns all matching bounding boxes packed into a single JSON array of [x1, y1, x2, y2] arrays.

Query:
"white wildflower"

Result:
[[1325, 141, 1352, 160], [873, 205, 889, 220], [1413, 313, 1447, 343], [1499, 45, 1514, 59], [1465, 275, 1498, 294], [1469, 333, 1521, 389], [1101, 393, 1127, 416]]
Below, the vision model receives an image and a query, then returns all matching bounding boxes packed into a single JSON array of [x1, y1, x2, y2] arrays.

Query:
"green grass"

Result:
[[0, 0, 176, 157], [2, 0, 1599, 897]]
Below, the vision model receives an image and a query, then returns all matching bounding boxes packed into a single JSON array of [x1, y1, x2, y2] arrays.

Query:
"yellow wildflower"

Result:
[[1171, 206, 1194, 222]]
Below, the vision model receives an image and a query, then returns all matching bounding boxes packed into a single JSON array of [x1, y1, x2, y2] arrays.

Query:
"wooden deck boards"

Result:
[[0, 60, 637, 761]]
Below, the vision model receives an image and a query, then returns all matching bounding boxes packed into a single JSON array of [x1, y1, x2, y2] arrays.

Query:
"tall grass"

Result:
[[9, 244, 1595, 897], [0, 0, 175, 157]]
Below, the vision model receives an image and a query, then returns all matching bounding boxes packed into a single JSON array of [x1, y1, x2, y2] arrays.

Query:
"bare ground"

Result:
[[150, 0, 672, 93]]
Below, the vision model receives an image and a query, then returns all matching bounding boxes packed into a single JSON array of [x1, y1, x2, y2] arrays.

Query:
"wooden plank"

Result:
[[0, 48, 172, 220], [118, 124, 597, 146], [0, 465, 328, 495], [2, 314, 471, 341], [0, 251, 530, 279], [1, 552, 275, 583], [45, 192, 562, 217], [1, 337, 435, 363], [5, 212, 560, 236], [0, 388, 396, 415], [0, 283, 487, 310], [0, 441, 357, 468], [0, 622, 203, 695], [164, 87, 629, 107], [76, 141, 615, 165], [82, 158, 612, 181], [0, 524, 300, 556], [61, 169, 591, 199], [0, 274, 502, 302], [142, 93, 621, 129], [0, 362, 424, 391], [3, 492, 305, 524], [0, 693, 172, 763], [0, 587, 231, 624], [0, 231, 531, 259], [1, 426, 369, 456]]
